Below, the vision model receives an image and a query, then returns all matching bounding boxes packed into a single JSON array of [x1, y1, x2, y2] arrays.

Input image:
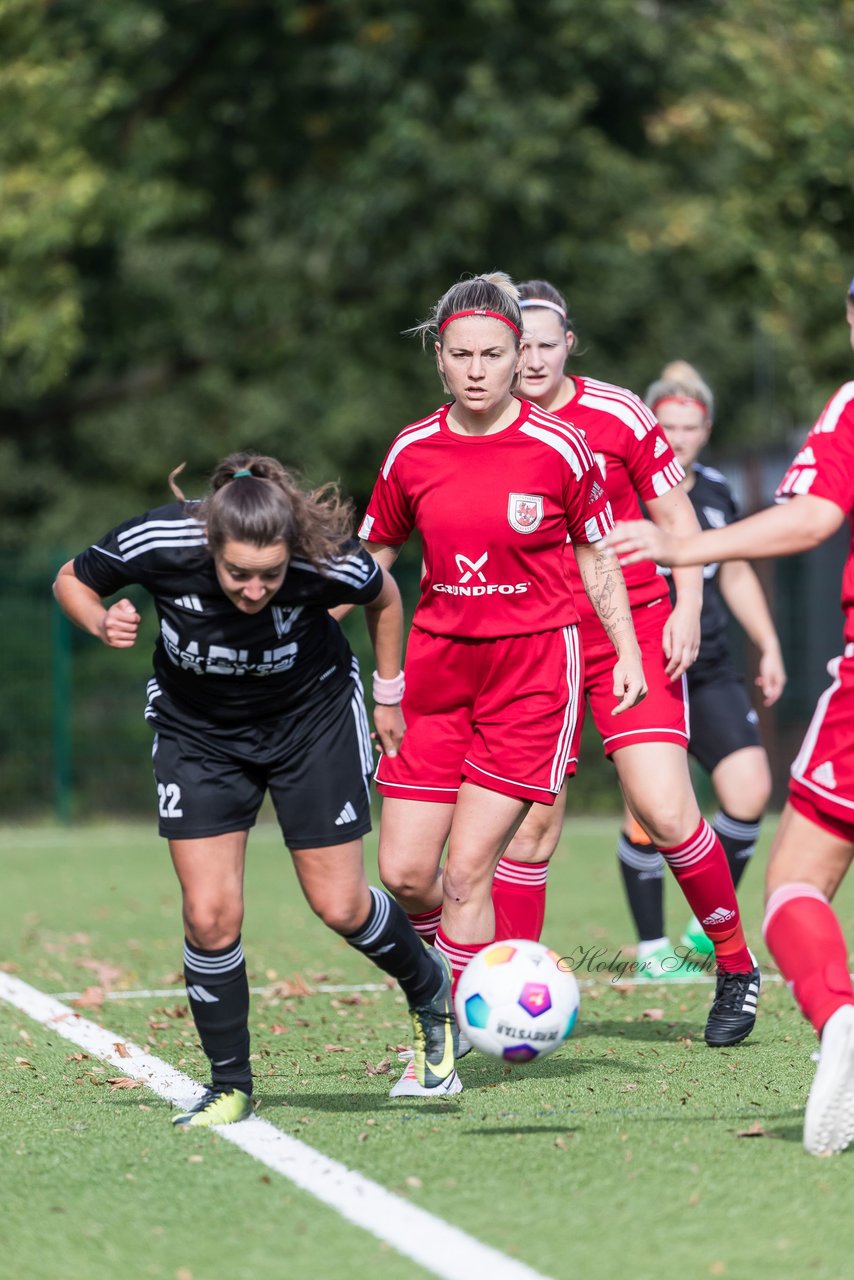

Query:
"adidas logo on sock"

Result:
[[702, 906, 736, 927], [811, 761, 837, 789], [186, 984, 219, 1003], [335, 801, 358, 825]]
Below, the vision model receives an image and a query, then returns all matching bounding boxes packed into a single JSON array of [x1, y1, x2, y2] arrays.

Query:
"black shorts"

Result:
[[147, 677, 373, 848], [686, 661, 763, 774]]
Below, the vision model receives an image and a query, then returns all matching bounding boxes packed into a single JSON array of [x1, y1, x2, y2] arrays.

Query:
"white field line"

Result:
[[47, 972, 792, 1002], [0, 972, 553, 1280]]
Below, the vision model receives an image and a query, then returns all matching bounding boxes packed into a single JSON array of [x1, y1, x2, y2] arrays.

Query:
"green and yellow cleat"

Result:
[[390, 947, 461, 1097], [172, 1086, 253, 1128]]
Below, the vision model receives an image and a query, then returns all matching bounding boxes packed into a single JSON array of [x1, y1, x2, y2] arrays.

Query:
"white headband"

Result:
[[519, 298, 568, 321]]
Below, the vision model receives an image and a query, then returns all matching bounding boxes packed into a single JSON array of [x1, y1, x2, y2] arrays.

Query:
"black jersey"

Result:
[[73, 502, 383, 724], [663, 463, 738, 671]]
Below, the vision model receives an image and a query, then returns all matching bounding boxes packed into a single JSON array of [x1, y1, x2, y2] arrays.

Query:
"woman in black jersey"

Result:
[[53, 452, 458, 1125], [616, 363, 786, 964]]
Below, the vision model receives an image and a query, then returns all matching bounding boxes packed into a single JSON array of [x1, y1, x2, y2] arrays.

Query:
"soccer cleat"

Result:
[[704, 958, 761, 1046], [680, 914, 715, 957], [172, 1085, 252, 1128], [402, 946, 459, 1092], [803, 1004, 854, 1156], [389, 1057, 463, 1097], [635, 939, 698, 982], [397, 1026, 472, 1065]]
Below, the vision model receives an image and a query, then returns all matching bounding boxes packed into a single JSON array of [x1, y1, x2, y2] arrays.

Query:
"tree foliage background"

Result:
[[3, 0, 853, 552]]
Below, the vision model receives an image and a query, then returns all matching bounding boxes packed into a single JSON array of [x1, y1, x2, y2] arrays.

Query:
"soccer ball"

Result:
[[454, 939, 580, 1062]]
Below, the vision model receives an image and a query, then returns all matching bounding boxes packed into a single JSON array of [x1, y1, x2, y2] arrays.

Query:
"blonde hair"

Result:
[[169, 453, 354, 571], [407, 271, 522, 348], [644, 360, 714, 420]]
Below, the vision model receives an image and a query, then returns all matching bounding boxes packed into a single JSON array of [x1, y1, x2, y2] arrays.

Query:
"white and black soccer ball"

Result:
[[454, 939, 580, 1062]]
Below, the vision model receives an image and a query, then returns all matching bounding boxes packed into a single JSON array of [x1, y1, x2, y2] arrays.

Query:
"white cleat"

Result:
[[389, 1058, 463, 1098], [804, 1004, 854, 1156]]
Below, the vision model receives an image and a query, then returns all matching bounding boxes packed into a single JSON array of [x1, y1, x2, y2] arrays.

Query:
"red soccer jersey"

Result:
[[358, 398, 614, 639], [776, 381, 854, 643], [552, 376, 684, 626]]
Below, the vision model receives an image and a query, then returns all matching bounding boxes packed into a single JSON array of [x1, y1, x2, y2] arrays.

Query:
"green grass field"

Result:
[[2, 816, 852, 1280]]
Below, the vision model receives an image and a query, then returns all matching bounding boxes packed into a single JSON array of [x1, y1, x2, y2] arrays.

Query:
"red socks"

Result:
[[764, 883, 854, 1035], [406, 905, 443, 947], [435, 927, 492, 996], [659, 819, 752, 972], [491, 857, 549, 942]]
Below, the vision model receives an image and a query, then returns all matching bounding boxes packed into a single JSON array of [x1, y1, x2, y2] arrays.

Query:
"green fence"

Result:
[[1, 535, 847, 822]]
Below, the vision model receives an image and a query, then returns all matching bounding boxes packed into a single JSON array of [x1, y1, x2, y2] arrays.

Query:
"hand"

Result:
[[604, 520, 675, 567], [611, 650, 648, 715], [756, 646, 787, 706], [372, 703, 406, 757], [662, 600, 701, 680], [99, 598, 140, 648]]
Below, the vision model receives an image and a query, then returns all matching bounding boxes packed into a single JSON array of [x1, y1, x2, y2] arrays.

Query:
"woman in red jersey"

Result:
[[605, 277, 854, 1157], [359, 272, 646, 1095], [494, 280, 760, 1050]]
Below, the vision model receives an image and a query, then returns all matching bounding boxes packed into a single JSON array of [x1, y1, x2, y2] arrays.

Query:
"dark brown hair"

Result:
[[169, 453, 354, 570]]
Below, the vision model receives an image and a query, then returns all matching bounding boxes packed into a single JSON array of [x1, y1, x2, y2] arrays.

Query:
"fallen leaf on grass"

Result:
[[735, 1122, 770, 1139], [554, 1136, 573, 1150], [106, 1077, 143, 1091], [642, 1008, 664, 1020], [113, 1042, 131, 1059], [405, 1176, 423, 1188], [72, 986, 105, 1010], [622, 1082, 638, 1092], [365, 1057, 392, 1076], [270, 975, 314, 998], [77, 959, 124, 987], [15, 1057, 35, 1070], [66, 1053, 89, 1062], [323, 1044, 351, 1053]]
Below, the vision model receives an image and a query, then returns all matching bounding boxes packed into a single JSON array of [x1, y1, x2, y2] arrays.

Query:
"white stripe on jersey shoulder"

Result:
[[520, 406, 595, 480], [116, 517, 207, 562], [381, 411, 444, 479], [289, 551, 379, 590], [815, 381, 854, 434], [694, 462, 728, 485], [117, 517, 205, 551], [576, 377, 658, 441]]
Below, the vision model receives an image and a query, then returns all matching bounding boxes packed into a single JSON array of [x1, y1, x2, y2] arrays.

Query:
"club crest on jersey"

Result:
[[507, 493, 544, 534]]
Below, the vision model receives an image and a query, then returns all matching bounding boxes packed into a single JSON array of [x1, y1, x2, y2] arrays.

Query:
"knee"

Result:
[[379, 853, 437, 904], [507, 810, 560, 864], [183, 901, 244, 951], [315, 898, 369, 936], [636, 802, 695, 850]]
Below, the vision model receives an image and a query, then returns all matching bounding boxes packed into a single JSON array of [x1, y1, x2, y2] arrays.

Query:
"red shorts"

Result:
[[581, 596, 689, 756], [375, 625, 583, 805], [789, 647, 854, 837]]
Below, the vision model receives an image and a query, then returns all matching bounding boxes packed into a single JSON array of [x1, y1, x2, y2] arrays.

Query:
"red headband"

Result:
[[652, 395, 709, 416], [438, 309, 521, 337]]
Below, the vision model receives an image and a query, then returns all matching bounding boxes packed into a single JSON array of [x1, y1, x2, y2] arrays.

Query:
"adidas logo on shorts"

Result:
[[811, 761, 837, 790], [335, 801, 358, 825]]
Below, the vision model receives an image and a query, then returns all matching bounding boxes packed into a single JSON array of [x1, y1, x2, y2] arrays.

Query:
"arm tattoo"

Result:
[[578, 546, 632, 649]]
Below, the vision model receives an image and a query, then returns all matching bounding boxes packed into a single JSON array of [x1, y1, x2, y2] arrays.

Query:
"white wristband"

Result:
[[372, 670, 405, 705]]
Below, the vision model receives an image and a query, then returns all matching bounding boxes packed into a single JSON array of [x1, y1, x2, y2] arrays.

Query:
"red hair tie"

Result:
[[438, 309, 521, 337]]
